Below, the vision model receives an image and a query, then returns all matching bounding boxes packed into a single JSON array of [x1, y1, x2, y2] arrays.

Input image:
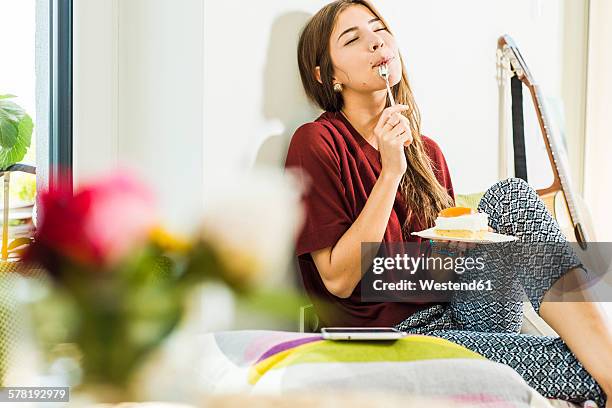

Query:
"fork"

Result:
[[378, 64, 395, 106]]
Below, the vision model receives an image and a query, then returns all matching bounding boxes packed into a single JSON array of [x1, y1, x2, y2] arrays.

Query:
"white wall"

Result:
[[73, 0, 204, 233], [585, 0, 612, 242], [202, 1, 319, 190], [73, 0, 118, 182], [118, 0, 204, 232], [204, 0, 582, 195], [73, 0, 586, 228]]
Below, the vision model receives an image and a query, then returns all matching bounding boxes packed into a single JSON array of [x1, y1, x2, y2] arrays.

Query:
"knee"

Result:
[[478, 178, 537, 216], [484, 178, 537, 201], [495, 177, 532, 193]]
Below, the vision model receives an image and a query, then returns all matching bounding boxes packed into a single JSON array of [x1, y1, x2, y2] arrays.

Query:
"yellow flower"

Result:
[[199, 169, 304, 288], [149, 226, 192, 253], [204, 236, 264, 289]]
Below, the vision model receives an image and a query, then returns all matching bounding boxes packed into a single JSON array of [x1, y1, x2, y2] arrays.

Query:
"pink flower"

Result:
[[30, 171, 157, 270]]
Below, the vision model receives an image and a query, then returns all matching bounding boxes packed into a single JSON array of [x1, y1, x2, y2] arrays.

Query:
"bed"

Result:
[[136, 329, 584, 408]]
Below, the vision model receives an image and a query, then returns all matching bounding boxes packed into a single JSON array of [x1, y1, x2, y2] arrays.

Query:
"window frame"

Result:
[[49, 0, 73, 192]]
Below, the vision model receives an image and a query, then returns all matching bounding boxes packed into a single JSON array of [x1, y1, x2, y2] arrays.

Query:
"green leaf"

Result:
[[0, 95, 16, 100], [0, 100, 25, 122], [0, 114, 33, 170], [0, 97, 33, 169], [0, 112, 18, 148]]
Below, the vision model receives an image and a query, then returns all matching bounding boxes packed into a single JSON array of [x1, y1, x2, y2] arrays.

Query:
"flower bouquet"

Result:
[[18, 169, 303, 402]]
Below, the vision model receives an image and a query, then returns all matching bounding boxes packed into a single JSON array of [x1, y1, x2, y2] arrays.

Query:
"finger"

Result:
[[383, 104, 410, 115], [388, 123, 409, 139], [395, 128, 412, 142], [376, 125, 396, 142], [431, 239, 450, 249], [380, 105, 410, 123], [387, 111, 401, 121], [402, 132, 413, 147], [376, 108, 409, 135], [394, 131, 412, 148], [392, 114, 410, 131], [375, 114, 398, 137], [381, 113, 402, 133], [387, 113, 402, 127], [398, 115, 410, 126], [397, 116, 413, 143]]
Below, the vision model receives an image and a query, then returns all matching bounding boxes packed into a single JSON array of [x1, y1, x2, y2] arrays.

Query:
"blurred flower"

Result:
[[28, 171, 157, 271], [198, 168, 304, 288], [149, 226, 192, 254], [15, 168, 306, 398]]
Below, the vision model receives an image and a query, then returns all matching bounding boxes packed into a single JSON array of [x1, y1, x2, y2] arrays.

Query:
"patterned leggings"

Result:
[[395, 178, 606, 406]]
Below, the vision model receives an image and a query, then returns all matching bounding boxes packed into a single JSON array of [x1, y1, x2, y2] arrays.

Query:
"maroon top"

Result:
[[285, 111, 455, 327]]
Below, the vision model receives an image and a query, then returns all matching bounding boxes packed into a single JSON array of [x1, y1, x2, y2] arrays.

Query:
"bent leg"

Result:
[[449, 178, 583, 333], [477, 178, 582, 312]]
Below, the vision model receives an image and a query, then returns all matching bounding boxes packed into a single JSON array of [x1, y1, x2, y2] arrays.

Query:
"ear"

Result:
[[314, 66, 323, 84]]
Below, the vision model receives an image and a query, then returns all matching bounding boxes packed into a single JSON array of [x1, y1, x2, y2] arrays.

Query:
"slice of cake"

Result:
[[434, 207, 489, 240]]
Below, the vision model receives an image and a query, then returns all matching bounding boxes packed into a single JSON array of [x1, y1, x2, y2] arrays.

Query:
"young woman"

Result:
[[284, 0, 612, 406]]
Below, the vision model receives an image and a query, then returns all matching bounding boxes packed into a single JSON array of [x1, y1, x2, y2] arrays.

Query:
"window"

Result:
[[0, 0, 72, 259], [0, 0, 39, 259]]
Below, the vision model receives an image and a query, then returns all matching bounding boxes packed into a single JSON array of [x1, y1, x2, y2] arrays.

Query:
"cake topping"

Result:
[[439, 207, 473, 218]]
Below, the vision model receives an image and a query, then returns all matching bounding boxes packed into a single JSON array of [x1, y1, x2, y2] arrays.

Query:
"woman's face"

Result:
[[327, 5, 401, 93]]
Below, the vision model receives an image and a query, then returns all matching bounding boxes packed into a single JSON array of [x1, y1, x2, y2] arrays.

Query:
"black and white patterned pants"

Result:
[[395, 178, 606, 407]]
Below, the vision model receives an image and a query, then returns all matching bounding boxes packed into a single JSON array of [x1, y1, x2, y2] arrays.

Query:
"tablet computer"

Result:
[[321, 327, 408, 341]]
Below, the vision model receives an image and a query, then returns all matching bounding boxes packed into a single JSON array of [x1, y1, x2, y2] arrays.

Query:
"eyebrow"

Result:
[[337, 17, 381, 42]]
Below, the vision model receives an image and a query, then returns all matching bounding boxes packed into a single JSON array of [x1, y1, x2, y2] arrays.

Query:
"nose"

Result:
[[369, 32, 385, 52]]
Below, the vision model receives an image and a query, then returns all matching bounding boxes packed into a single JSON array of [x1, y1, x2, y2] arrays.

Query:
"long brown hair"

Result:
[[297, 0, 454, 232]]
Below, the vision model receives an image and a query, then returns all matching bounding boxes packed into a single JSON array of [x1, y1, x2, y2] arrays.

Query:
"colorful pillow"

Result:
[[456, 192, 485, 210], [249, 334, 485, 384]]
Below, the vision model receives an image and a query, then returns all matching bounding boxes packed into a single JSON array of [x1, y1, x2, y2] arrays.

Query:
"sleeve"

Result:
[[421, 135, 455, 204], [285, 122, 354, 256]]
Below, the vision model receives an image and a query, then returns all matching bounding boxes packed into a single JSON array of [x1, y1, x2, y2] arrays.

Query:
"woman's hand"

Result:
[[430, 227, 495, 256], [430, 239, 474, 256], [374, 105, 413, 182]]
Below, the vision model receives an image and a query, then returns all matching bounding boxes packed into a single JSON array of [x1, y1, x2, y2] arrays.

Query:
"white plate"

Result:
[[411, 227, 518, 244]]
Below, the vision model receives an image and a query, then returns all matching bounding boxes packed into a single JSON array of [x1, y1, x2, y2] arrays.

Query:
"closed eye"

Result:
[[344, 27, 388, 46]]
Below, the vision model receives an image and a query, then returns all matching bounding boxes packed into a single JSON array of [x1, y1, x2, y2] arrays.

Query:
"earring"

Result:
[[333, 83, 343, 93]]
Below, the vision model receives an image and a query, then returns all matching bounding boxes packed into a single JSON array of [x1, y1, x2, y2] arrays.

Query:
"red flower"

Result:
[[28, 171, 157, 270]]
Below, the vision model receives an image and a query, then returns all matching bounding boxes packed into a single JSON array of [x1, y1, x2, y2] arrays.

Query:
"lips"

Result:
[[373, 56, 394, 68]]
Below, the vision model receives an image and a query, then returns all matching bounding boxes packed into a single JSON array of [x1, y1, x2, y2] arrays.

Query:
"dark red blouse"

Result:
[[285, 111, 455, 327]]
